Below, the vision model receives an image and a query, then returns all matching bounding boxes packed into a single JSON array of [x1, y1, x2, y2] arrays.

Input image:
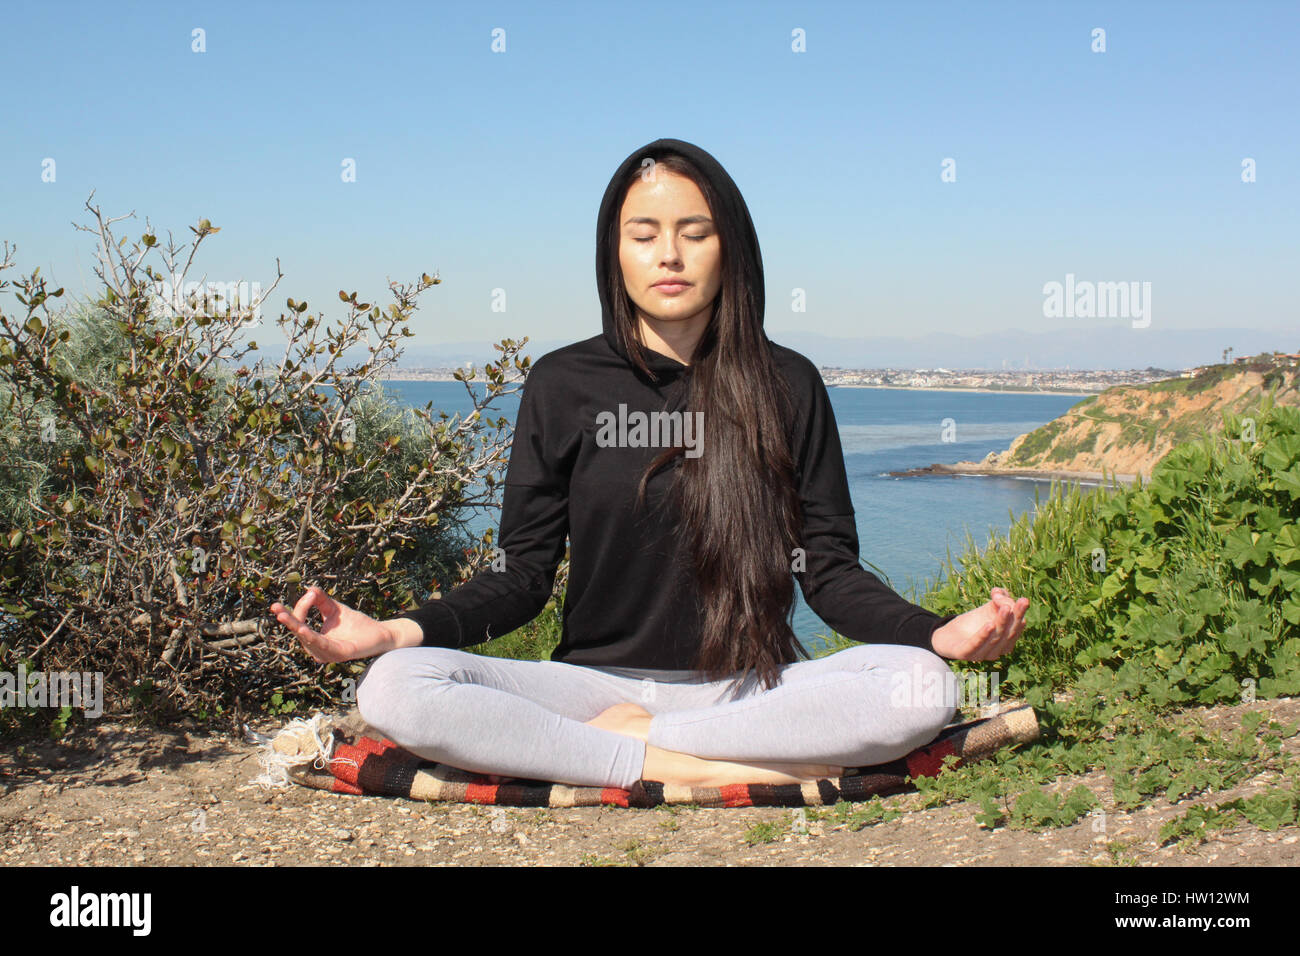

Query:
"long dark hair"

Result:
[[602, 151, 808, 691]]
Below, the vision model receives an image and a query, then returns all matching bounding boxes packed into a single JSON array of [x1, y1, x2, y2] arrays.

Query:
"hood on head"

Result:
[[595, 137, 766, 378]]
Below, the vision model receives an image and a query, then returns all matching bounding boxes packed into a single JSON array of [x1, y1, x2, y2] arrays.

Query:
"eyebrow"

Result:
[[623, 216, 714, 227]]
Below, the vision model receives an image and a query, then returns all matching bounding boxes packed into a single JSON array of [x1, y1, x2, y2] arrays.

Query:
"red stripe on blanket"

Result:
[[327, 743, 370, 786], [332, 778, 364, 796], [356, 736, 396, 757], [600, 788, 630, 807], [905, 740, 958, 778], [719, 784, 754, 807], [464, 782, 500, 804]]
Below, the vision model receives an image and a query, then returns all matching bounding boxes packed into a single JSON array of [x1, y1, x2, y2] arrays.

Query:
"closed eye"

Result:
[[633, 236, 708, 242]]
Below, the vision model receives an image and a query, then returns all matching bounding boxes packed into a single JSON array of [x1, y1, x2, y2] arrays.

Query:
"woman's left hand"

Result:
[[930, 587, 1028, 661]]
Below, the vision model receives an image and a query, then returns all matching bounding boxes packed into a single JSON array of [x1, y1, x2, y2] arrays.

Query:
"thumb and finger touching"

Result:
[[273, 586, 346, 661]]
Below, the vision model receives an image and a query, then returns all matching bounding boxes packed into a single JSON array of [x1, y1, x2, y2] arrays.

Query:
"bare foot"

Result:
[[585, 703, 845, 787], [584, 702, 654, 742], [642, 746, 844, 788]]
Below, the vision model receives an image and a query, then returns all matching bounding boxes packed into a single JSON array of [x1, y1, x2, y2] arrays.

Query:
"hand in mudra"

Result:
[[270, 585, 393, 663], [930, 587, 1028, 661]]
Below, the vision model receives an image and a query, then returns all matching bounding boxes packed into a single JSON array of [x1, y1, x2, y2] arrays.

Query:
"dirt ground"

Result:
[[2, 696, 1298, 867]]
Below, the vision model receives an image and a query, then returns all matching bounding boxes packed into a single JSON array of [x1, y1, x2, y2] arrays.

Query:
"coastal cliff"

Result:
[[923, 355, 1300, 485]]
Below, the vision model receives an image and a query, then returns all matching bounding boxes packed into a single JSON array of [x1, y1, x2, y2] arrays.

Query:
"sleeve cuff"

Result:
[[895, 610, 959, 656], [394, 599, 462, 649]]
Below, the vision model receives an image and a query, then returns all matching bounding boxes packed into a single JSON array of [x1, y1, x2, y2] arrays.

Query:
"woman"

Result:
[[270, 138, 1028, 790]]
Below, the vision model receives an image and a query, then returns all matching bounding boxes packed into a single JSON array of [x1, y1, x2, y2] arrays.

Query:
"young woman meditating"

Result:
[[270, 137, 1029, 791]]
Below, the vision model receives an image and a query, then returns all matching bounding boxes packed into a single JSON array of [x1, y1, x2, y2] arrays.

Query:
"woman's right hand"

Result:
[[270, 585, 397, 663]]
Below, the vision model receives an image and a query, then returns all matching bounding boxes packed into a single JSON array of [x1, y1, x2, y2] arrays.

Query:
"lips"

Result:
[[653, 280, 692, 292]]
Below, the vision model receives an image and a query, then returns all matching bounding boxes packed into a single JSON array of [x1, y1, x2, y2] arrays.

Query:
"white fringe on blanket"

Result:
[[246, 713, 360, 789]]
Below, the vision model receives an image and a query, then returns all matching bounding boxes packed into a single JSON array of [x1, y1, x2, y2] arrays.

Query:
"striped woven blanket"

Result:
[[261, 702, 1039, 809]]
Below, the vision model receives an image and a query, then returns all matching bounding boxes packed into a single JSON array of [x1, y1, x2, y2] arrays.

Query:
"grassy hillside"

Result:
[[987, 354, 1300, 481]]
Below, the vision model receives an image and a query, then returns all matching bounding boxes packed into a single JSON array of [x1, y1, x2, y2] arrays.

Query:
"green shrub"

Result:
[[920, 396, 1300, 741], [0, 202, 533, 733]]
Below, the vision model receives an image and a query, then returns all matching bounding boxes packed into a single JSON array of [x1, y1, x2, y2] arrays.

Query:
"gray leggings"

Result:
[[355, 643, 959, 789]]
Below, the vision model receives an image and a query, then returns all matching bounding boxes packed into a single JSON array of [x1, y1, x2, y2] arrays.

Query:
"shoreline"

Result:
[[370, 377, 1097, 396], [888, 461, 1140, 487], [829, 384, 1096, 396]]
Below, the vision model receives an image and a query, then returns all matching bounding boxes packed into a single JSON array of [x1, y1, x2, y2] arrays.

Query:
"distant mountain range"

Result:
[[251, 326, 1297, 373]]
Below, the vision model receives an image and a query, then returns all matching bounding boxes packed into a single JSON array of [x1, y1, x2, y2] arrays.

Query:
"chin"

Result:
[[652, 296, 702, 315]]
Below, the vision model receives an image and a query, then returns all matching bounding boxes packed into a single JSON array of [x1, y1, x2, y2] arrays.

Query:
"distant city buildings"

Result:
[[809, 366, 1178, 393], [372, 351, 1299, 393]]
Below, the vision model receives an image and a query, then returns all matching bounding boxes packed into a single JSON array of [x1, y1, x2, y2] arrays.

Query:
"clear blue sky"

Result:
[[3, 0, 1297, 355]]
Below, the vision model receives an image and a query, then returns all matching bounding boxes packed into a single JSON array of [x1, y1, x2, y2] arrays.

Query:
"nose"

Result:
[[658, 236, 684, 266]]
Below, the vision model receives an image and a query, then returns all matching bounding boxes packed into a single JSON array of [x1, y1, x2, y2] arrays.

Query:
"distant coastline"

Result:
[[888, 461, 1138, 487], [370, 374, 1097, 396], [893, 357, 1300, 489], [830, 384, 1094, 396]]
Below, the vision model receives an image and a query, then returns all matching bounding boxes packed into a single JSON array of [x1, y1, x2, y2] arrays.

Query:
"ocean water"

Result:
[[372, 379, 1092, 653]]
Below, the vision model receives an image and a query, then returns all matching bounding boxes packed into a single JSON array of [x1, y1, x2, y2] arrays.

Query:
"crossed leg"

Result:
[[355, 643, 957, 789], [591, 644, 959, 774]]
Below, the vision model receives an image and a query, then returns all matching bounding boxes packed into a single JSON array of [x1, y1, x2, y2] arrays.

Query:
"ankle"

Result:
[[642, 744, 701, 787]]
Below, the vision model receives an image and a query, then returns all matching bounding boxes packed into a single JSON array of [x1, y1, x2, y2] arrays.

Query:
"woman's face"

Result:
[[617, 169, 723, 334]]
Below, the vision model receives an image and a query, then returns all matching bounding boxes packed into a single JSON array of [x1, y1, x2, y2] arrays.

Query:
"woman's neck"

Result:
[[636, 310, 709, 366]]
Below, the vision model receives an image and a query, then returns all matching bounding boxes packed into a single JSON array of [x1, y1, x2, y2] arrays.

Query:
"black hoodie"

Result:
[[393, 137, 958, 669]]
